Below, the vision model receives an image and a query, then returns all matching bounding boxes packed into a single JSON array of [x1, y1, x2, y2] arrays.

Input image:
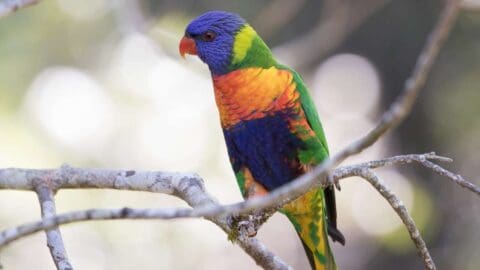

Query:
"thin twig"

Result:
[[341, 152, 453, 170], [0, 206, 216, 246], [358, 169, 436, 270], [0, 0, 39, 18], [35, 184, 73, 270], [420, 160, 480, 196], [332, 152, 479, 196]]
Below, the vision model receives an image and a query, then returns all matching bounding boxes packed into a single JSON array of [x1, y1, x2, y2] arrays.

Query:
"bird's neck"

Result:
[[210, 25, 277, 76]]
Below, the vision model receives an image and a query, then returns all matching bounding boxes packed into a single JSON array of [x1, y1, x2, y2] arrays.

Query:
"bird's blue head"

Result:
[[180, 11, 246, 75]]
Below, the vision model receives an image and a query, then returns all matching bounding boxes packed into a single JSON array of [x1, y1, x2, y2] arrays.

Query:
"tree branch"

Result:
[[0, 166, 291, 270], [0, 0, 39, 18], [420, 160, 480, 196], [1, 153, 477, 270], [1, 153, 476, 235], [35, 184, 73, 270], [364, 154, 477, 195], [357, 169, 436, 270], [331, 152, 480, 196]]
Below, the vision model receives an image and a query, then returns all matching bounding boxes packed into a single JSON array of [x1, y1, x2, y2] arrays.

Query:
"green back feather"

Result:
[[290, 68, 330, 156]]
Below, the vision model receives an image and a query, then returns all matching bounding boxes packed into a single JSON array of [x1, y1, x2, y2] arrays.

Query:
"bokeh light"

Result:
[[463, 0, 480, 9], [313, 53, 381, 117], [56, 0, 110, 21], [350, 171, 414, 236], [24, 67, 115, 157]]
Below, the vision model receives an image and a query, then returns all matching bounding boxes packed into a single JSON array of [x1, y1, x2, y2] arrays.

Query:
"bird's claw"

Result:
[[227, 210, 275, 242], [328, 174, 341, 191]]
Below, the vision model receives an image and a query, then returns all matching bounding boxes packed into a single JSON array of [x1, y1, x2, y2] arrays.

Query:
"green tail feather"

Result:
[[297, 233, 338, 270], [283, 188, 339, 270]]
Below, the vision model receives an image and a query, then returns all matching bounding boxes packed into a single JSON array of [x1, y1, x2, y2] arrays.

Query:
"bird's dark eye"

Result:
[[201, 31, 216, 42]]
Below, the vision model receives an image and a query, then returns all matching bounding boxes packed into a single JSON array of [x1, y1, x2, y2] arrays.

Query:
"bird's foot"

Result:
[[327, 174, 341, 191], [227, 210, 275, 242]]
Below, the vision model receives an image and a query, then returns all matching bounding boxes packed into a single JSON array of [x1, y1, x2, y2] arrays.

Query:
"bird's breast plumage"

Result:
[[213, 67, 301, 129], [212, 67, 320, 194]]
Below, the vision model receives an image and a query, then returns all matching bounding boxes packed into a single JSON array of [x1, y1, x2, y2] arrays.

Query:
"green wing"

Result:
[[277, 64, 329, 156], [291, 71, 329, 156], [280, 65, 345, 245]]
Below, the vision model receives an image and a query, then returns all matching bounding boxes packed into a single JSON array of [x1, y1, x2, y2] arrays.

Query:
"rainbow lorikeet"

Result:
[[179, 11, 345, 270]]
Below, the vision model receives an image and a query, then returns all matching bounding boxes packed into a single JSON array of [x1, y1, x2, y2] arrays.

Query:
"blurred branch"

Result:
[[0, 0, 39, 18], [35, 184, 73, 270], [253, 0, 307, 38], [462, 1, 480, 10], [274, 0, 390, 68]]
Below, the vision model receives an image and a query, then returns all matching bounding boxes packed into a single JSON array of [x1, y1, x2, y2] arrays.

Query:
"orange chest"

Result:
[[212, 67, 300, 128]]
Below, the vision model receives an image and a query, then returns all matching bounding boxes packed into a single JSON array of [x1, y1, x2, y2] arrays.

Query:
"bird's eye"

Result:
[[201, 31, 216, 42]]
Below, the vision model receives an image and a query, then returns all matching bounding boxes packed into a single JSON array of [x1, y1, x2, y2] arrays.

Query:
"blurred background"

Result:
[[0, 0, 479, 269]]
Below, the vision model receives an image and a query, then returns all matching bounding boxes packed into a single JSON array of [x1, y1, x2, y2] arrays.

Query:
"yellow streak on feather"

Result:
[[232, 25, 256, 65]]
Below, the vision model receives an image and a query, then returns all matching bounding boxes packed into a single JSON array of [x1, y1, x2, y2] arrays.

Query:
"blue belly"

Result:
[[223, 112, 305, 191]]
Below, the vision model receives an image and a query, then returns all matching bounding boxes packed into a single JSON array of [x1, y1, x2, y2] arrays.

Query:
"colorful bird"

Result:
[[179, 11, 345, 270]]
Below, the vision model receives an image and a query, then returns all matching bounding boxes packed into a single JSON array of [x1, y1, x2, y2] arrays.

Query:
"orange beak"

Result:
[[179, 36, 197, 58]]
